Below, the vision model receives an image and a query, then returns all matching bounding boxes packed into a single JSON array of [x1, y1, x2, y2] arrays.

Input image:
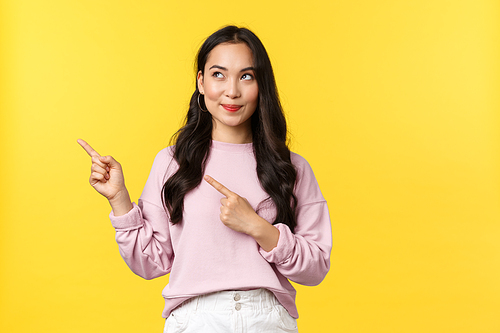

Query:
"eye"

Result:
[[212, 71, 224, 78], [241, 73, 254, 81]]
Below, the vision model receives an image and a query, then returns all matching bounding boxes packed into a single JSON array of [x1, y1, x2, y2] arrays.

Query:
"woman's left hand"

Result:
[[204, 175, 279, 251], [204, 175, 260, 234]]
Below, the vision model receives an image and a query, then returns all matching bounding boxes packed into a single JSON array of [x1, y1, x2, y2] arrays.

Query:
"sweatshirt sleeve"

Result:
[[109, 148, 176, 280], [259, 154, 332, 286]]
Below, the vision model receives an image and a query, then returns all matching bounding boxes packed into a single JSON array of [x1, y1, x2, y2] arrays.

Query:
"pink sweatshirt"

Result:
[[109, 140, 332, 319]]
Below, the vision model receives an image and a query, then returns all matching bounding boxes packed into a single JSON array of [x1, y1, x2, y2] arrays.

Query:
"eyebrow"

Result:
[[209, 65, 255, 72]]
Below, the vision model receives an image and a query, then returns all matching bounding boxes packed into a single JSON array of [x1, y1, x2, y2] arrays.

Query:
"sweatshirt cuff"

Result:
[[259, 223, 295, 264], [109, 202, 143, 230]]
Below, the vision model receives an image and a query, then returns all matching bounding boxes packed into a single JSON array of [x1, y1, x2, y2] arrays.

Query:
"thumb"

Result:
[[99, 155, 121, 168]]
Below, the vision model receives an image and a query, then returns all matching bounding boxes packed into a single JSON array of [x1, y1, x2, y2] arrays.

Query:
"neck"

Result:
[[211, 123, 253, 144]]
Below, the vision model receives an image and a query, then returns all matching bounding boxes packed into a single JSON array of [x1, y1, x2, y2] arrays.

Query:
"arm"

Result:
[[203, 156, 332, 286], [110, 148, 176, 279], [259, 202, 332, 286], [110, 199, 174, 280], [78, 139, 174, 279], [259, 155, 332, 286]]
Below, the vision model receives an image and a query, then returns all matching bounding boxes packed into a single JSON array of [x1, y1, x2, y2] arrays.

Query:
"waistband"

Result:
[[174, 289, 280, 314]]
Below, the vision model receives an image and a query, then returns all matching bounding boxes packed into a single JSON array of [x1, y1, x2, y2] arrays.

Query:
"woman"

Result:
[[78, 25, 332, 333]]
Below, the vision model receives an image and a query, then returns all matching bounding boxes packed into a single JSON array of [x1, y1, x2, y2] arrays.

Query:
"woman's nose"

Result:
[[225, 79, 241, 98]]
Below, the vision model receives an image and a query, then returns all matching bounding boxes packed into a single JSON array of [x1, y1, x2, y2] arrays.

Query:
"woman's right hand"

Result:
[[77, 139, 133, 216]]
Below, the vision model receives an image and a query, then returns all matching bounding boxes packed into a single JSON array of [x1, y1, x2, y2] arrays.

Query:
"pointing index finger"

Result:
[[204, 175, 234, 197], [77, 139, 101, 158]]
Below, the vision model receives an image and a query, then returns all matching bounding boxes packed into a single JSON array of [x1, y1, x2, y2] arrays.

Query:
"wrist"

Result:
[[108, 189, 133, 216], [248, 215, 280, 252], [247, 214, 267, 238]]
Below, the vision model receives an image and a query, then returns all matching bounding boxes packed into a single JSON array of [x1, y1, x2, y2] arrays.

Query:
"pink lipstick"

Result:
[[222, 104, 242, 112]]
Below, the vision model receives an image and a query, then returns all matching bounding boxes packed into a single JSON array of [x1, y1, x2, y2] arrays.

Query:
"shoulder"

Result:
[[141, 146, 178, 203], [290, 151, 325, 205], [290, 151, 316, 182], [290, 152, 312, 171], [149, 146, 178, 178], [153, 146, 175, 163]]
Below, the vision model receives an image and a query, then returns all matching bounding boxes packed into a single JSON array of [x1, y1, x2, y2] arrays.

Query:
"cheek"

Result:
[[204, 83, 223, 101], [248, 87, 259, 105]]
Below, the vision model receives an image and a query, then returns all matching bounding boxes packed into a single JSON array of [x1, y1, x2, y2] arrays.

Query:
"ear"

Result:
[[197, 71, 204, 94]]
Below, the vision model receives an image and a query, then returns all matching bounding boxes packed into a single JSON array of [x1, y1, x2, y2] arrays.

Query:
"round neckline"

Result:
[[210, 140, 253, 153]]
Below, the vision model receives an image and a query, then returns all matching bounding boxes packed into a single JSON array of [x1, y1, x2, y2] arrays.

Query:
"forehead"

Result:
[[205, 43, 254, 69]]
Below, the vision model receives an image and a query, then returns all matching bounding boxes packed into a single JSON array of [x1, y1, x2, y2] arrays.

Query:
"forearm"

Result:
[[111, 201, 174, 279], [248, 215, 280, 252], [108, 189, 134, 216], [259, 223, 331, 285]]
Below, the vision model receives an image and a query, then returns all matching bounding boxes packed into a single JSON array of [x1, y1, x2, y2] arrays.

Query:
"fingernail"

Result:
[[204, 175, 210, 181]]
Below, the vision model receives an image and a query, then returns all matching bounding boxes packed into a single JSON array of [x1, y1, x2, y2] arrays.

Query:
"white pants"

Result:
[[163, 289, 298, 333]]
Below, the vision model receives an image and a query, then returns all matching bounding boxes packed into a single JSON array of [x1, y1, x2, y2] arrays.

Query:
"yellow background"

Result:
[[1, 0, 499, 332]]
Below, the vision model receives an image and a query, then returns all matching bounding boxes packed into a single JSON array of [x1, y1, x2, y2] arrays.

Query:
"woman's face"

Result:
[[197, 42, 259, 143]]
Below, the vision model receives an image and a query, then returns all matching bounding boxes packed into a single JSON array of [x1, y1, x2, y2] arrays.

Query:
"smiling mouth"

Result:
[[222, 104, 242, 112]]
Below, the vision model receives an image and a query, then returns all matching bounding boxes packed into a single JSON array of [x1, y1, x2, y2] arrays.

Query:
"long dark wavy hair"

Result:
[[162, 26, 298, 232]]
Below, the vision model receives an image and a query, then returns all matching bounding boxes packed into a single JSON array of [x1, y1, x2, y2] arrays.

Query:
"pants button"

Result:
[[234, 293, 241, 301], [235, 303, 242, 311]]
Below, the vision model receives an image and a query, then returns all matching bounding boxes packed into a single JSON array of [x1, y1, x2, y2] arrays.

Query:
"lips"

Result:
[[222, 104, 242, 112]]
